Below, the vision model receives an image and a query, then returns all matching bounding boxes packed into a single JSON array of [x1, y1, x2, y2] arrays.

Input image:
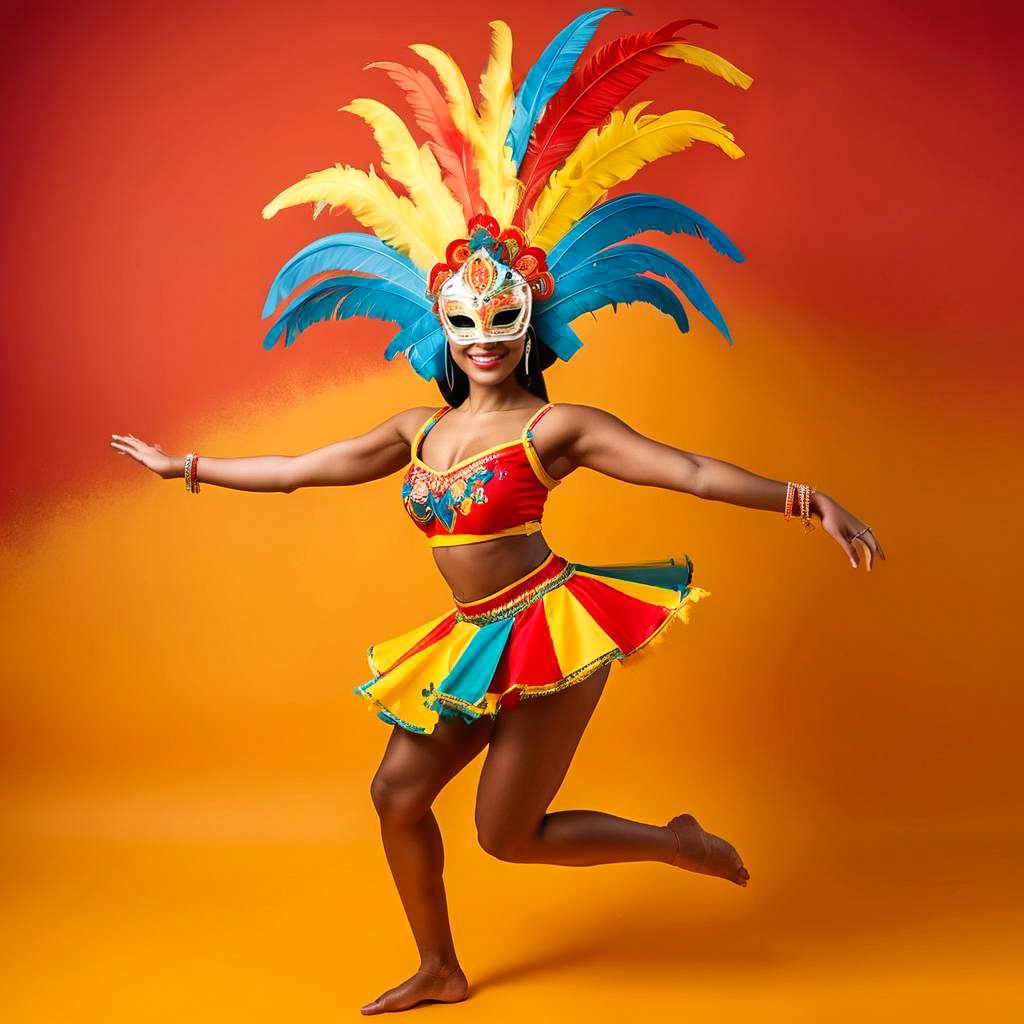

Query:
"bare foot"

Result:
[[360, 965, 469, 1014], [665, 813, 749, 887]]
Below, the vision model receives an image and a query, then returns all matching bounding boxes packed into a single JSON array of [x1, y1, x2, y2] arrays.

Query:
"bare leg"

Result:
[[361, 713, 494, 1015], [475, 664, 748, 885]]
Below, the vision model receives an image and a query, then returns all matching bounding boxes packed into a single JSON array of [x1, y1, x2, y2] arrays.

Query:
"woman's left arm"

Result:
[[541, 405, 886, 572]]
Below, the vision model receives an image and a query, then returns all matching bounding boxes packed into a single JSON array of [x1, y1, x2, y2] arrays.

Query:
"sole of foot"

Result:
[[666, 813, 749, 887], [360, 967, 469, 1015]]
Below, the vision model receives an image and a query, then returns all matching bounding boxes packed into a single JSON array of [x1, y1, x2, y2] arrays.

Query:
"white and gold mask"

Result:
[[436, 249, 533, 346]]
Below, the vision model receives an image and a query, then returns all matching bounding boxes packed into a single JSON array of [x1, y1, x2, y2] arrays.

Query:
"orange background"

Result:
[[2, 1, 1021, 1019]]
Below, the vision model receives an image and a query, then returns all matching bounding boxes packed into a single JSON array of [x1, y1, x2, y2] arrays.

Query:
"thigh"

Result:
[[475, 664, 611, 839], [372, 712, 495, 817]]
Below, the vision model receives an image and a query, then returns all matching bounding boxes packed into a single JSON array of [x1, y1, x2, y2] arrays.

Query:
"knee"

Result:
[[370, 771, 433, 826], [475, 817, 535, 862]]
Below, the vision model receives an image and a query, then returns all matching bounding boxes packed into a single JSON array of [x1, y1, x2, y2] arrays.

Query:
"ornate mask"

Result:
[[436, 250, 532, 345], [427, 214, 555, 347]]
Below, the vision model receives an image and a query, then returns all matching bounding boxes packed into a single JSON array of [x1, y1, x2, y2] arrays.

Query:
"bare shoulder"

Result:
[[390, 405, 445, 445], [540, 402, 631, 441]]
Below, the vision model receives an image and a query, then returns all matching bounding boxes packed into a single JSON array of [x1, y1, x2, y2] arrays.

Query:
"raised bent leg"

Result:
[[361, 713, 493, 1015], [474, 664, 748, 885]]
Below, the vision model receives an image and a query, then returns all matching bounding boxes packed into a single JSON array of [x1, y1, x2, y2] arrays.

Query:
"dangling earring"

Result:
[[444, 343, 455, 390], [524, 331, 533, 378]]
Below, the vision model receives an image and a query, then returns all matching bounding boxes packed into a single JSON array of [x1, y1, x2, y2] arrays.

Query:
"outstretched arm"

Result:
[[536, 404, 886, 571], [110, 406, 438, 493]]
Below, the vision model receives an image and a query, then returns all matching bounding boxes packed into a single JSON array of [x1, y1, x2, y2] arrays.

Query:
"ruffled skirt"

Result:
[[353, 551, 710, 734]]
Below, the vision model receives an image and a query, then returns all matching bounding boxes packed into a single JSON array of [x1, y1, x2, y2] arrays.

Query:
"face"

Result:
[[448, 335, 526, 386]]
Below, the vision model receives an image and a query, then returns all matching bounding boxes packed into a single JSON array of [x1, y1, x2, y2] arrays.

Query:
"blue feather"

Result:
[[548, 193, 745, 271], [535, 320, 583, 362], [535, 274, 690, 337], [261, 233, 426, 319], [384, 310, 442, 361], [505, 8, 627, 168], [262, 276, 431, 351], [551, 244, 733, 342], [406, 330, 446, 381]]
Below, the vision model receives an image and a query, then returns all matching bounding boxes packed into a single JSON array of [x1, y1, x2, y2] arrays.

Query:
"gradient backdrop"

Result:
[[2, 0, 1021, 1019]]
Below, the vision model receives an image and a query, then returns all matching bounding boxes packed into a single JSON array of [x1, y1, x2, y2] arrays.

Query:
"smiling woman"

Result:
[[109, 8, 888, 1014]]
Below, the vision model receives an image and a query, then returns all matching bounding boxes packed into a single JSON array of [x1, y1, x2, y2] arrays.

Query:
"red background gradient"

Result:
[[2, 1, 1021, 1019]]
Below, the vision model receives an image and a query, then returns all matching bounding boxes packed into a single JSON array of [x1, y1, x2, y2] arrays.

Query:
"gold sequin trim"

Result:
[[454, 563, 575, 624]]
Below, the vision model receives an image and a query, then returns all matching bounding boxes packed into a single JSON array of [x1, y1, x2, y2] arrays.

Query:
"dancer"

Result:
[[111, 10, 884, 1014]]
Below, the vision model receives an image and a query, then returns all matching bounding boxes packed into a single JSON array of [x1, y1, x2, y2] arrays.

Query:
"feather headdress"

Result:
[[261, 9, 752, 380]]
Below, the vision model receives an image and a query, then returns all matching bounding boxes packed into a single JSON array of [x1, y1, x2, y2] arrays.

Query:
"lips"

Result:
[[468, 350, 507, 368]]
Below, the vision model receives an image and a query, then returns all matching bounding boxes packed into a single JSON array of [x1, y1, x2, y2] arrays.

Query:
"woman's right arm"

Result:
[[110, 407, 439, 493]]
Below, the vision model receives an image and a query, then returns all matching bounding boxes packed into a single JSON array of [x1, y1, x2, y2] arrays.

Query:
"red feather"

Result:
[[513, 19, 718, 227], [366, 60, 482, 221]]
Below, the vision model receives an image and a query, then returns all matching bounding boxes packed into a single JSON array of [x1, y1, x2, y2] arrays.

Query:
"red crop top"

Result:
[[401, 403, 560, 548]]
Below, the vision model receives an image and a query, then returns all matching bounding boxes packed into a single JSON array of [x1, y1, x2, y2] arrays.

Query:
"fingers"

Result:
[[829, 524, 859, 569], [854, 535, 873, 571]]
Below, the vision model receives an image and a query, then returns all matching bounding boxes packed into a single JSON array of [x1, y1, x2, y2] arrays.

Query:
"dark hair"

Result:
[[437, 324, 555, 406]]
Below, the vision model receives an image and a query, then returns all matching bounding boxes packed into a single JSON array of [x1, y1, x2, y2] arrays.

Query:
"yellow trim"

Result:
[[453, 550, 557, 607], [522, 433, 561, 490], [411, 403, 557, 480], [429, 521, 543, 548], [410, 406, 450, 463]]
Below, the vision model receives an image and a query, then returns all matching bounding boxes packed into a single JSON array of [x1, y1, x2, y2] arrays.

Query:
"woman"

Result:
[[112, 11, 885, 1014]]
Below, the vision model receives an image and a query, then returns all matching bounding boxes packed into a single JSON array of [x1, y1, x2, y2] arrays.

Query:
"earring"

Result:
[[524, 333, 533, 377], [444, 344, 454, 390]]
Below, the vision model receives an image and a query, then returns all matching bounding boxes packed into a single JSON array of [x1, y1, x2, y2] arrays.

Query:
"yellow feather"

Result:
[[409, 40, 520, 226], [261, 163, 441, 269], [475, 21, 522, 226], [526, 102, 745, 251], [340, 98, 466, 241], [657, 42, 754, 90], [409, 42, 486, 154]]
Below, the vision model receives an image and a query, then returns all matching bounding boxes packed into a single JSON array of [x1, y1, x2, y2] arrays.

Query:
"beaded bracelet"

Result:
[[785, 480, 816, 532], [184, 453, 201, 494]]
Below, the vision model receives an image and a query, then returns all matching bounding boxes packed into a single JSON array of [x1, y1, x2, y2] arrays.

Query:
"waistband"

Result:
[[453, 552, 574, 624], [428, 520, 542, 548]]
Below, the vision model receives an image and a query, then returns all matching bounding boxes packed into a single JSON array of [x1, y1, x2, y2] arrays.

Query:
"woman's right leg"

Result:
[[361, 712, 494, 1015]]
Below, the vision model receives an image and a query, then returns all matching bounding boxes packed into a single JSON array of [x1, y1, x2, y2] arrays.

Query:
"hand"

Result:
[[110, 433, 178, 479], [811, 491, 886, 571]]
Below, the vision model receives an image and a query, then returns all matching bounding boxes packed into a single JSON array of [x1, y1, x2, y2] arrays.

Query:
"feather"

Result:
[[514, 19, 747, 223], [366, 60, 482, 221], [261, 275, 432, 351], [410, 41, 518, 225], [409, 43, 487, 158], [262, 163, 443, 269], [384, 309, 442, 360], [261, 233, 425, 319], [405, 327, 447, 380], [340, 99, 467, 240], [534, 273, 689, 335], [475, 20, 522, 225], [534, 319, 583, 362], [551, 243, 733, 341], [548, 192, 744, 271], [505, 7, 626, 167], [656, 42, 753, 90], [526, 102, 744, 252]]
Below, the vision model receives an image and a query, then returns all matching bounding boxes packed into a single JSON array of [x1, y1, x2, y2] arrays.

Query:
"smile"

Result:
[[468, 351, 507, 367]]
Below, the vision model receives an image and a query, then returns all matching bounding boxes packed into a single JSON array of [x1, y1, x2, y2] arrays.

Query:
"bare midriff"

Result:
[[431, 531, 553, 604]]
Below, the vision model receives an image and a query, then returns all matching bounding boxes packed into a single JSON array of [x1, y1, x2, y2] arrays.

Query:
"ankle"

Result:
[[418, 957, 462, 978]]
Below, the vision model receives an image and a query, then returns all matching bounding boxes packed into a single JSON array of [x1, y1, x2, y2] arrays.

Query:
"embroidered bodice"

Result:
[[401, 404, 559, 548]]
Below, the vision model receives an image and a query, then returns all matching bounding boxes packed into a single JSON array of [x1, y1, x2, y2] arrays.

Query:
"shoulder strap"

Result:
[[520, 403, 561, 489], [412, 406, 451, 458], [520, 402, 555, 440]]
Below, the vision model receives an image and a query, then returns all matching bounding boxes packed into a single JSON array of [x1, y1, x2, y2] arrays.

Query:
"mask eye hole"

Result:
[[491, 307, 523, 327], [447, 314, 475, 328]]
